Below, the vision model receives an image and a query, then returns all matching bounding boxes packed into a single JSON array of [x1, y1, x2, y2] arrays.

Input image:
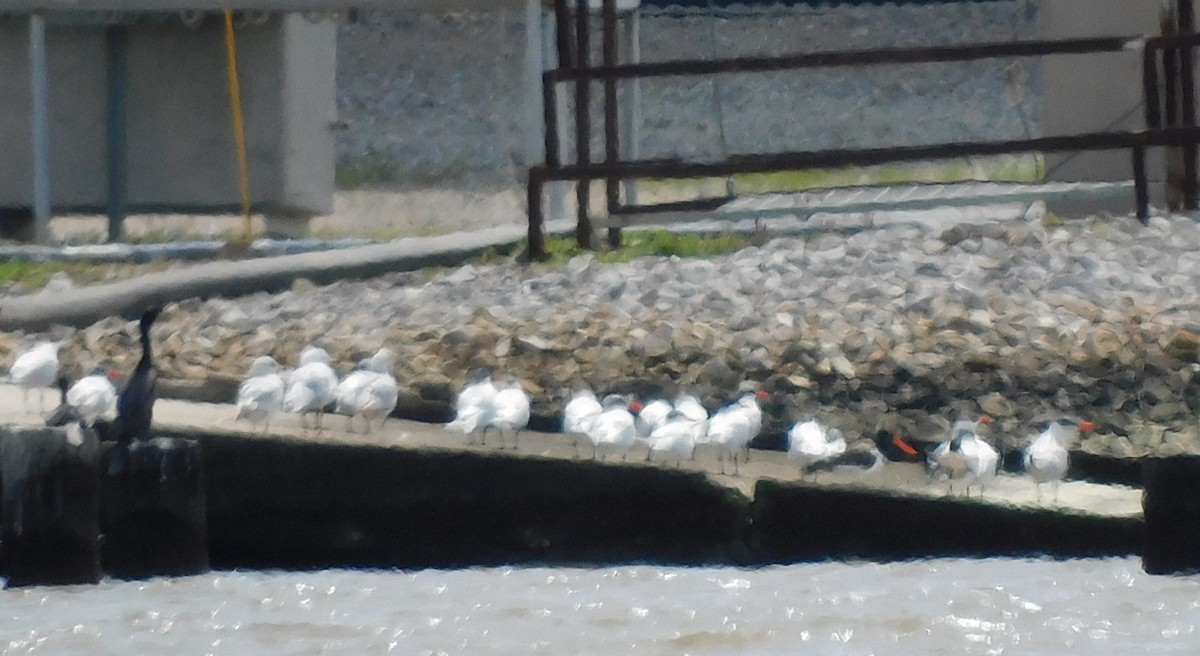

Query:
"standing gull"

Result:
[[446, 371, 498, 445], [337, 347, 400, 435], [562, 387, 604, 458], [1024, 416, 1095, 502], [284, 345, 339, 433], [236, 355, 286, 434], [65, 366, 120, 426], [488, 378, 531, 450]]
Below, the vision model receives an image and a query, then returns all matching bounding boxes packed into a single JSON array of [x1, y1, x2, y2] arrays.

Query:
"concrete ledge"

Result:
[[0, 222, 562, 331]]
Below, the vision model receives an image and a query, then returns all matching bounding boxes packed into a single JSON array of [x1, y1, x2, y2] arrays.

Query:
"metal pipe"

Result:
[[554, 33, 1200, 82], [223, 10, 253, 242], [552, 0, 573, 69], [527, 167, 545, 260], [1134, 144, 1150, 224], [524, 0, 544, 168], [540, 128, 1200, 181], [106, 24, 129, 243], [573, 0, 591, 249], [1179, 0, 1198, 209], [620, 9, 640, 207], [601, 0, 621, 249], [1145, 44, 1162, 129], [29, 13, 51, 245], [542, 71, 560, 168]]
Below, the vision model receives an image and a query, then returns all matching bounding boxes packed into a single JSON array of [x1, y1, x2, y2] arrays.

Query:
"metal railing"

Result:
[[526, 0, 1200, 259]]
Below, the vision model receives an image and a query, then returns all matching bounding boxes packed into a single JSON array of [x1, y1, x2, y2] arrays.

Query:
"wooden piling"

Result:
[[99, 438, 208, 579], [1143, 456, 1200, 575], [0, 425, 102, 588]]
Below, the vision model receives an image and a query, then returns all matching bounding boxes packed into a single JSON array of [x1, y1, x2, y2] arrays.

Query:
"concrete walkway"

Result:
[[0, 220, 572, 332], [0, 382, 1142, 517]]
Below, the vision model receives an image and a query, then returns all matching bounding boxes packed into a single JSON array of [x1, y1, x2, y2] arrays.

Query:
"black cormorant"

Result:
[[112, 307, 161, 444]]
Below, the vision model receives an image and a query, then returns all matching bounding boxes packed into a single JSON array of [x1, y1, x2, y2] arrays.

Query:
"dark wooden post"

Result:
[[1143, 456, 1200, 574], [99, 438, 208, 579], [527, 167, 546, 260], [0, 425, 102, 588], [1134, 144, 1150, 223]]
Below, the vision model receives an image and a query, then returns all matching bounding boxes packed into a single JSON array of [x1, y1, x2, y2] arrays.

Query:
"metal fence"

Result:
[[524, 0, 1200, 259]]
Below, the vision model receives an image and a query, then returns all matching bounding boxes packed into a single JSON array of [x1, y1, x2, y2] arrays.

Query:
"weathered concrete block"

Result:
[[0, 424, 101, 588], [748, 479, 1141, 563], [99, 437, 208, 579], [1143, 456, 1200, 575], [194, 432, 749, 570]]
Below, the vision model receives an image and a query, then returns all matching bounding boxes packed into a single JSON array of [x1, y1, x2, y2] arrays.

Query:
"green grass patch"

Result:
[[0, 260, 171, 290], [526, 229, 751, 266], [335, 152, 401, 190]]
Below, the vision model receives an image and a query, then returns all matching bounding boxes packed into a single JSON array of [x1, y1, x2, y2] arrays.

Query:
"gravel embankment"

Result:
[[6, 210, 1200, 460]]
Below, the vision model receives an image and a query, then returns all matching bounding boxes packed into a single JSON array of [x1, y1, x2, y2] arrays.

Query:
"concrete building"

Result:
[[0, 6, 340, 240]]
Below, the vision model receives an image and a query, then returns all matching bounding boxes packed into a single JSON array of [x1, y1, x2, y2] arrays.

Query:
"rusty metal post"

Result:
[[1178, 0, 1198, 210], [1134, 144, 1150, 224], [1145, 44, 1162, 129], [543, 71, 560, 168], [527, 167, 546, 260], [1163, 4, 1184, 209], [602, 0, 622, 249], [574, 0, 592, 249], [553, 0, 574, 68]]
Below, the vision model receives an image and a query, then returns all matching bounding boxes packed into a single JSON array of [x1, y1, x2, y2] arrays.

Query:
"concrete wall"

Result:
[[1038, 0, 1164, 183], [0, 13, 335, 217]]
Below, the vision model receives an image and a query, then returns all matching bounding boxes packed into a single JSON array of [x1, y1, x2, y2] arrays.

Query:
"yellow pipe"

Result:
[[223, 10, 253, 243]]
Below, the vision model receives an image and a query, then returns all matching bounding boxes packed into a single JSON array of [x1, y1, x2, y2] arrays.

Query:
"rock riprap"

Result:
[[5, 214, 1200, 458]]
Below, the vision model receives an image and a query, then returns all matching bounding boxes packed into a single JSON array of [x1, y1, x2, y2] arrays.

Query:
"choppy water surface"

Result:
[[3, 558, 1199, 655]]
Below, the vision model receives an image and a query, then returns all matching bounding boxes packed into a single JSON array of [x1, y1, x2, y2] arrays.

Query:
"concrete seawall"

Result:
[[0, 384, 1155, 585], [170, 427, 1142, 572]]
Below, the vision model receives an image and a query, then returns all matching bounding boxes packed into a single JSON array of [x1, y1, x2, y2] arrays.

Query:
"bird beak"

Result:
[[892, 435, 919, 456], [629, 400, 644, 413], [980, 415, 994, 424], [1079, 420, 1097, 432], [755, 390, 769, 400]]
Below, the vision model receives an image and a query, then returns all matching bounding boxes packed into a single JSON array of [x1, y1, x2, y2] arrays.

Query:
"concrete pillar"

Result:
[[265, 12, 338, 239], [1142, 456, 1200, 575], [99, 438, 208, 579], [0, 425, 102, 588], [1038, 0, 1166, 215]]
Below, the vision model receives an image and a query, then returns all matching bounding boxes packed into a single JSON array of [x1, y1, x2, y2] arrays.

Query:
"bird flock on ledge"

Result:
[[8, 328, 1092, 503]]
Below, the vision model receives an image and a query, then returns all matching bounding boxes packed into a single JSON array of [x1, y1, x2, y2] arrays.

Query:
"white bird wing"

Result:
[[675, 396, 708, 423], [707, 407, 749, 448], [649, 419, 695, 456], [238, 374, 285, 415], [359, 374, 399, 416], [67, 376, 117, 416], [638, 401, 672, 432], [588, 408, 635, 447], [335, 371, 372, 414], [491, 388, 531, 429], [563, 394, 603, 434], [456, 380, 497, 412], [788, 420, 825, 458], [10, 345, 58, 386]]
